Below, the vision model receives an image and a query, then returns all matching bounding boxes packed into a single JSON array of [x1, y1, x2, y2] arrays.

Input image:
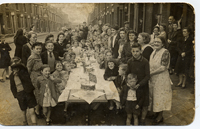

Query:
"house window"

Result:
[[16, 4, 19, 10], [6, 13, 11, 28], [24, 4, 26, 12]]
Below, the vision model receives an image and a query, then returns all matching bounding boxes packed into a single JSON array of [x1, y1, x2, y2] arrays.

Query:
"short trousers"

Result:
[[16, 91, 37, 111], [125, 101, 140, 115]]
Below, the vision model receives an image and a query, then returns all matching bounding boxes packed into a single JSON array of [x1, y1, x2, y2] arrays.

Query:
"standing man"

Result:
[[124, 21, 132, 34], [98, 20, 103, 32], [110, 25, 120, 59], [82, 22, 89, 40]]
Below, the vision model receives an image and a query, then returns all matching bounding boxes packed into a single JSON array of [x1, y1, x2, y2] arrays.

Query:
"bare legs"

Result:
[[178, 74, 187, 88], [141, 106, 148, 123], [29, 108, 37, 125], [43, 107, 51, 122], [126, 114, 138, 125], [22, 108, 37, 125]]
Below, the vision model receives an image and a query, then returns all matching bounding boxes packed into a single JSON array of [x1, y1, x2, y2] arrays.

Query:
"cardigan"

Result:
[[41, 51, 59, 64]]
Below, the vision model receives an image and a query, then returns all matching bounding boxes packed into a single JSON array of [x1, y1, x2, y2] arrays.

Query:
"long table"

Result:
[[58, 58, 120, 103]]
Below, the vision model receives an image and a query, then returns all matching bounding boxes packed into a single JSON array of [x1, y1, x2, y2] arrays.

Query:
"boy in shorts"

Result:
[[10, 57, 37, 125]]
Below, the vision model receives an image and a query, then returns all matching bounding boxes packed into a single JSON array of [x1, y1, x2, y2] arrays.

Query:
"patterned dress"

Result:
[[27, 52, 43, 102], [148, 48, 172, 112]]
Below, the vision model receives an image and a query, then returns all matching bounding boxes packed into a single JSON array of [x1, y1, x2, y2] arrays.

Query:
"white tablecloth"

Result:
[[58, 58, 120, 103]]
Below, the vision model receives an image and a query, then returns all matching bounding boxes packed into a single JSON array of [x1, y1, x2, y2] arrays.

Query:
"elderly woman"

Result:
[[27, 42, 43, 118], [22, 32, 37, 65], [149, 36, 172, 124], [121, 30, 138, 63], [137, 32, 153, 61], [175, 27, 193, 88]]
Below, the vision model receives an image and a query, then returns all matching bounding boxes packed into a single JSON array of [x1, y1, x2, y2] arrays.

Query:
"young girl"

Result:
[[121, 73, 144, 125], [72, 41, 81, 56], [104, 59, 119, 110], [0, 38, 11, 82], [37, 64, 60, 125]]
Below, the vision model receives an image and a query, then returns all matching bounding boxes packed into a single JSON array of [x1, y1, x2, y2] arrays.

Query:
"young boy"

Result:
[[10, 57, 37, 125], [121, 73, 144, 125], [126, 43, 150, 125], [41, 41, 59, 73]]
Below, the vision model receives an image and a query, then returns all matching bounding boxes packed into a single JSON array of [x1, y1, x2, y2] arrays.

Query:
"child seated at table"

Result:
[[104, 59, 119, 81], [100, 50, 112, 69], [72, 41, 81, 57], [70, 52, 77, 69], [63, 61, 72, 75], [103, 59, 119, 110], [94, 44, 101, 59], [121, 73, 144, 125], [97, 53, 105, 66], [37, 64, 61, 125], [114, 63, 127, 114]]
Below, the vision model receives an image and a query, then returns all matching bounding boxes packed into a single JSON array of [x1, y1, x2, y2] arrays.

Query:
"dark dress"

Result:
[[14, 35, 27, 58], [168, 29, 182, 69], [0, 42, 11, 68], [142, 46, 153, 61], [121, 84, 144, 115], [126, 56, 150, 106], [54, 41, 68, 57], [175, 36, 193, 74]]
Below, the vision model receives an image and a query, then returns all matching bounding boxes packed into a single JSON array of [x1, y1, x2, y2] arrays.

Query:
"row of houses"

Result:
[[0, 3, 69, 35], [88, 3, 194, 34]]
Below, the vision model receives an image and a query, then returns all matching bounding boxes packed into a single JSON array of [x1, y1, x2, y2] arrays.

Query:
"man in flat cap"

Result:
[[82, 22, 89, 40], [124, 21, 132, 34]]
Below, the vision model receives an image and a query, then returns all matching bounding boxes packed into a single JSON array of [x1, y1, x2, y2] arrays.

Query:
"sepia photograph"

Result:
[[0, 2, 195, 126]]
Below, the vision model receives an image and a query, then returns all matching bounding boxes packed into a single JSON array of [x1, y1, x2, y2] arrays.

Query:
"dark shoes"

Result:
[[152, 117, 163, 125]]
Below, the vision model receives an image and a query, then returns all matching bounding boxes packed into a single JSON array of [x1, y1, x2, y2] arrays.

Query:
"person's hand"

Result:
[[2, 48, 5, 50], [168, 39, 171, 43], [59, 56, 64, 60], [107, 77, 112, 81], [181, 52, 185, 57], [135, 105, 139, 109], [133, 84, 140, 90], [117, 88, 121, 94]]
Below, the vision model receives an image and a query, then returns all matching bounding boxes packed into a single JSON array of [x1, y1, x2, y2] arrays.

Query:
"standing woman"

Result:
[[0, 38, 11, 81], [27, 42, 43, 118], [137, 32, 153, 61], [159, 24, 167, 40], [175, 27, 193, 88], [121, 30, 138, 63], [54, 32, 67, 60], [149, 26, 160, 46], [14, 29, 27, 58], [149, 36, 172, 124], [22, 32, 37, 65]]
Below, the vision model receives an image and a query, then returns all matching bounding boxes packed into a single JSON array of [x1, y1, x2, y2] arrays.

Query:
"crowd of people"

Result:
[[0, 15, 194, 125]]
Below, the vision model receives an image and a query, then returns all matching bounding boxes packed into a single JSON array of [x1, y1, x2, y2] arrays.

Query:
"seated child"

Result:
[[63, 61, 72, 75], [103, 59, 119, 110], [94, 44, 101, 59], [62, 52, 71, 64], [36, 64, 61, 125], [114, 63, 127, 113], [121, 73, 144, 125], [72, 41, 82, 57], [100, 50, 112, 69], [10, 57, 37, 125], [97, 53, 105, 67], [70, 52, 77, 69]]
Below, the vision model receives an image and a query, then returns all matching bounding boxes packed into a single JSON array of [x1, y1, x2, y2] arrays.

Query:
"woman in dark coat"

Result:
[[0, 39, 11, 81], [14, 29, 27, 58], [121, 30, 138, 63], [167, 22, 182, 74], [175, 27, 194, 88]]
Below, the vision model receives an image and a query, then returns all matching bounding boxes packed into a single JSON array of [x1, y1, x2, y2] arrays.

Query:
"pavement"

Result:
[[0, 32, 195, 126]]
